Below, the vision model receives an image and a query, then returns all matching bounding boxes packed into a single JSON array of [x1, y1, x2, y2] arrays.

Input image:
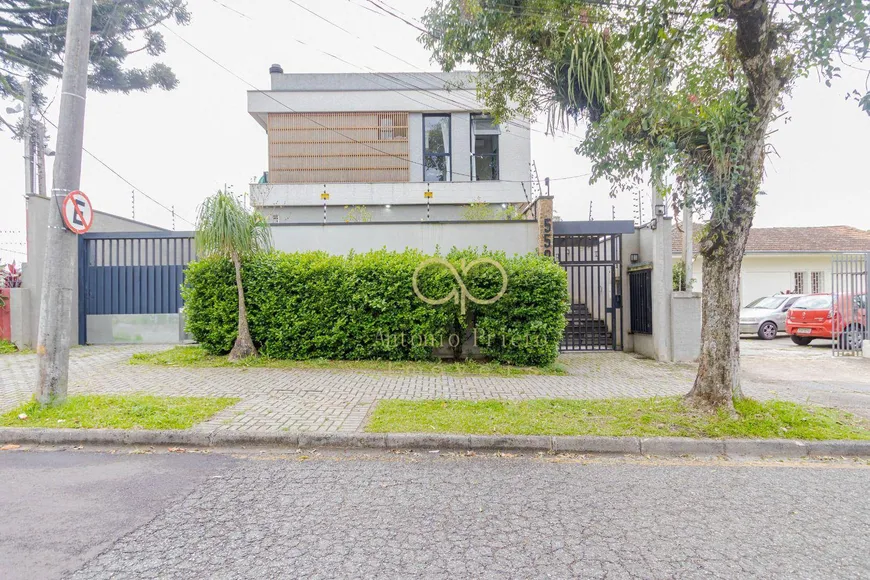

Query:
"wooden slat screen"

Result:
[[268, 112, 410, 183]]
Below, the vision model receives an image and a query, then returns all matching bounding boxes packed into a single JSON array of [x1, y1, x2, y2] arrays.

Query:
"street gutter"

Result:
[[2, 428, 870, 458]]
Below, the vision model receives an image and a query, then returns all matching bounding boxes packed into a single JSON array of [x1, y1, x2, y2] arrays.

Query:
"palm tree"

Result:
[[195, 190, 271, 360]]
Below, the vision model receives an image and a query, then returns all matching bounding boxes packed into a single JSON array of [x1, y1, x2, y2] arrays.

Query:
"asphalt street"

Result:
[[1, 447, 868, 579]]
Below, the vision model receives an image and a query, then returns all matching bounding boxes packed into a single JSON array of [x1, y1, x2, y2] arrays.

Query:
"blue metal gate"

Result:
[[78, 232, 196, 345]]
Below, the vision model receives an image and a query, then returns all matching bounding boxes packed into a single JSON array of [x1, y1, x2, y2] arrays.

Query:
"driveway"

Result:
[[1, 339, 868, 433]]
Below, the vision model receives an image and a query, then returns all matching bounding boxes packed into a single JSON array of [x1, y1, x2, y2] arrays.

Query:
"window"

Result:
[[378, 113, 407, 141], [423, 115, 451, 181], [471, 114, 500, 181], [811, 271, 825, 293], [792, 295, 832, 310], [745, 297, 786, 309], [794, 271, 806, 294]]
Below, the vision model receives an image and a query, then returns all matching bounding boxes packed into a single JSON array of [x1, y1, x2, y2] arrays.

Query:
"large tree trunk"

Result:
[[229, 252, 257, 361], [685, 0, 790, 409], [686, 224, 751, 409]]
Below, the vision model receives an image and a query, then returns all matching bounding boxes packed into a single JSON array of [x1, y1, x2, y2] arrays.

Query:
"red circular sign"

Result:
[[61, 190, 94, 235]]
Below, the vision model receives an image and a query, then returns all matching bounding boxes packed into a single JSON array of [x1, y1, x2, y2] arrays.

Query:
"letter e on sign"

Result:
[[61, 191, 94, 234]]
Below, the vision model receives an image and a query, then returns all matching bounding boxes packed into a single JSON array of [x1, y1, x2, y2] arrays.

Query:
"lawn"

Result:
[[0, 340, 18, 354], [0, 394, 240, 430], [366, 397, 870, 440], [130, 346, 566, 377]]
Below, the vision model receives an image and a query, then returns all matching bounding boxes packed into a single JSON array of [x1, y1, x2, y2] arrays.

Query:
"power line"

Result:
[[162, 24, 582, 184], [286, 0, 584, 139], [36, 112, 195, 226]]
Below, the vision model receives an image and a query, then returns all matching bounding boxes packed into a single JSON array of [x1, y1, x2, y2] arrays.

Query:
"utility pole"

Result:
[[23, 80, 34, 196], [35, 122, 48, 197], [35, 0, 94, 404]]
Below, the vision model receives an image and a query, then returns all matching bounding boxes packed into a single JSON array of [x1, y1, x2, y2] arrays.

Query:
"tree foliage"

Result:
[[422, 0, 869, 407], [422, 0, 869, 225], [0, 0, 190, 130]]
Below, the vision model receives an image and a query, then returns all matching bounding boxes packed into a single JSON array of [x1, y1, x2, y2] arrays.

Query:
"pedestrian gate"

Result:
[[831, 253, 869, 356], [553, 221, 633, 351], [78, 232, 195, 345]]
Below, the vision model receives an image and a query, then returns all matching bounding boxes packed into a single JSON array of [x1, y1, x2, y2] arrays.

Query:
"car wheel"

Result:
[[839, 325, 865, 350], [757, 321, 778, 340], [791, 335, 813, 346]]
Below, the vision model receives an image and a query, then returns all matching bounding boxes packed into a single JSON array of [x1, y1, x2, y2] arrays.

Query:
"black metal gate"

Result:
[[553, 222, 632, 351], [78, 232, 195, 344]]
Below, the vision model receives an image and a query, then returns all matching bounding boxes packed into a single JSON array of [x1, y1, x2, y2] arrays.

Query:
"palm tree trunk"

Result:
[[229, 251, 257, 361]]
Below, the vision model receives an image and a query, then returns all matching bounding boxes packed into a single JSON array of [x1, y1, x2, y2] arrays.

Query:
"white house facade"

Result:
[[673, 225, 870, 305], [246, 68, 531, 224]]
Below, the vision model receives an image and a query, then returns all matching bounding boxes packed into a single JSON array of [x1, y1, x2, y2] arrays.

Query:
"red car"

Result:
[[786, 293, 866, 347]]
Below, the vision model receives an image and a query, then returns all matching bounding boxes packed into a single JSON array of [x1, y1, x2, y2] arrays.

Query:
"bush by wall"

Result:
[[182, 249, 568, 366]]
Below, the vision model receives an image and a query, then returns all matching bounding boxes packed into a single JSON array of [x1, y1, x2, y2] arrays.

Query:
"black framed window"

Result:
[[423, 114, 451, 181], [471, 114, 499, 181]]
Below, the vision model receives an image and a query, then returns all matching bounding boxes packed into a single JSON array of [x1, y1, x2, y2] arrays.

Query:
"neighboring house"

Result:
[[246, 67, 531, 223], [673, 225, 870, 305]]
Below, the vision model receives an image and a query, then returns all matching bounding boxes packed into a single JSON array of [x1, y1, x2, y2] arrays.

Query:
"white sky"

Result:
[[1, 0, 868, 264]]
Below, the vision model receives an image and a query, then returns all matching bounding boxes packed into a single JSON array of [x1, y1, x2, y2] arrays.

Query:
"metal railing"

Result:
[[831, 253, 869, 357]]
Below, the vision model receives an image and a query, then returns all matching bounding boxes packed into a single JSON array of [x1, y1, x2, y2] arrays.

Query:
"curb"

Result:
[[2, 428, 870, 458]]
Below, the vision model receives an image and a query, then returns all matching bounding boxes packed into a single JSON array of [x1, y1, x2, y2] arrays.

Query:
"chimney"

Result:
[[269, 63, 284, 74]]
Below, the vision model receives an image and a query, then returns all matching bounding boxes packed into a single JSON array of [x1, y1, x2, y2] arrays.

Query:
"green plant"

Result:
[[673, 259, 687, 291], [182, 249, 568, 366], [343, 205, 373, 223], [130, 346, 568, 376], [194, 190, 271, 361], [0, 395, 238, 430], [367, 397, 870, 440], [461, 199, 522, 221], [0, 340, 17, 355]]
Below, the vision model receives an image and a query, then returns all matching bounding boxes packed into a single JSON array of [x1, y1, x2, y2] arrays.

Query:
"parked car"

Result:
[[786, 293, 867, 347], [739, 294, 805, 339]]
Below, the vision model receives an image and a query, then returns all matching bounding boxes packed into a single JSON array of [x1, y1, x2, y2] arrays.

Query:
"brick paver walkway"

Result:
[[2, 338, 869, 433]]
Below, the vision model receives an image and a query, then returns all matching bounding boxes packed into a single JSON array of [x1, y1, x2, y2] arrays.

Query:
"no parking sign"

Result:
[[61, 190, 94, 234]]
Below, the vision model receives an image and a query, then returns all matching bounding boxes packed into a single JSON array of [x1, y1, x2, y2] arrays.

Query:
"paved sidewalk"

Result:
[[1, 339, 869, 433]]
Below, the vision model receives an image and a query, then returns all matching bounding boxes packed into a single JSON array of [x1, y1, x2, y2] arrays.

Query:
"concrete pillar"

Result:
[[535, 196, 554, 257], [650, 214, 674, 361], [9, 288, 32, 349], [683, 203, 694, 291]]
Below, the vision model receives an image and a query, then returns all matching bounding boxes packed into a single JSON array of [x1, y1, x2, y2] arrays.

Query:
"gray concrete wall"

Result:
[[8, 288, 31, 350], [250, 180, 528, 210], [269, 221, 538, 256], [86, 314, 183, 345], [21, 195, 166, 348], [259, 203, 514, 224], [671, 291, 702, 362], [623, 216, 677, 362]]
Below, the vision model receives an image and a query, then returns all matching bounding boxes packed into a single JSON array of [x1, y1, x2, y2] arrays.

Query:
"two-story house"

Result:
[[246, 66, 531, 223]]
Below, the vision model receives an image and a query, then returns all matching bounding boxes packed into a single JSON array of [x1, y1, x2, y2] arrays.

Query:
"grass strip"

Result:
[[1, 394, 240, 430], [366, 397, 870, 440], [131, 346, 566, 376]]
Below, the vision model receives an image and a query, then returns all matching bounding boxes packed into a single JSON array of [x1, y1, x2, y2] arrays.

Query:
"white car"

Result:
[[739, 294, 806, 340]]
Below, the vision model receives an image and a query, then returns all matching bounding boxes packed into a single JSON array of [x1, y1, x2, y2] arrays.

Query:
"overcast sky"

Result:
[[2, 0, 868, 264]]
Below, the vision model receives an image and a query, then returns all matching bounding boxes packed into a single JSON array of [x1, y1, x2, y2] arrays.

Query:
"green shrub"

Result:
[[182, 249, 568, 366]]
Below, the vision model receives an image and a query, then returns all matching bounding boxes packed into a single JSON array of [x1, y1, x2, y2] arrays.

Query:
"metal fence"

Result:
[[78, 232, 196, 344], [628, 268, 653, 335], [831, 253, 868, 357]]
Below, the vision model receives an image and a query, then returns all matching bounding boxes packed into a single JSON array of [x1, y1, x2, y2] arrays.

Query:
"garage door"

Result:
[[741, 271, 792, 306]]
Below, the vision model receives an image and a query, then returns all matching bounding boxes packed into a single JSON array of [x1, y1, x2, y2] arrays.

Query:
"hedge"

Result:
[[182, 249, 568, 366]]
